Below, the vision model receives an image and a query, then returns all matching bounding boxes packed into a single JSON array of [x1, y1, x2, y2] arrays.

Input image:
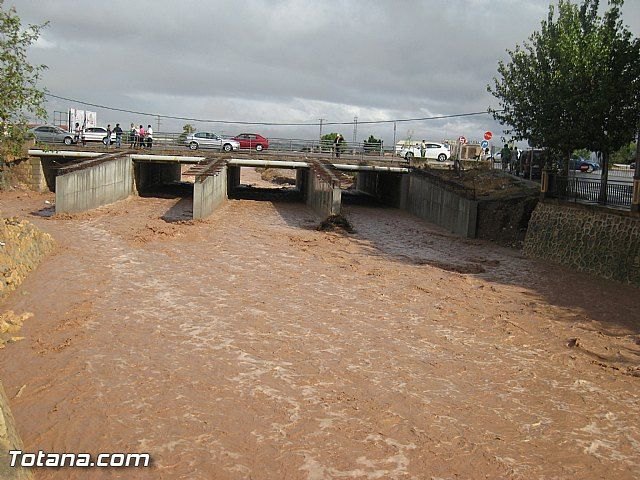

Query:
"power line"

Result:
[[44, 92, 498, 127]]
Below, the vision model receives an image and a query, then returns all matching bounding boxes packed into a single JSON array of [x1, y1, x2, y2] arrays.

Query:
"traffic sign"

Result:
[[480, 140, 489, 149], [484, 131, 493, 141], [458, 136, 467, 144]]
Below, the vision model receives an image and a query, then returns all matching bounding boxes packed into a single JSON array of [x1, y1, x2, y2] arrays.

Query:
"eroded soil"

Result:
[[0, 169, 638, 479]]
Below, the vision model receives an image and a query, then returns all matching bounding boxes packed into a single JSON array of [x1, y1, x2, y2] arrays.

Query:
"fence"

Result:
[[551, 175, 633, 208]]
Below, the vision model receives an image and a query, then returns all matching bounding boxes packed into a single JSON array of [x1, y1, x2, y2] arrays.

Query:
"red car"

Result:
[[233, 133, 269, 151]]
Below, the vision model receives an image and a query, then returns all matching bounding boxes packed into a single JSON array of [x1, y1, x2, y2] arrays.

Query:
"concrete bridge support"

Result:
[[302, 166, 342, 218], [193, 166, 228, 220], [55, 153, 134, 214]]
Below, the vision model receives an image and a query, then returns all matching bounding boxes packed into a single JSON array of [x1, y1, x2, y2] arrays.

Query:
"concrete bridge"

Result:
[[27, 149, 484, 237]]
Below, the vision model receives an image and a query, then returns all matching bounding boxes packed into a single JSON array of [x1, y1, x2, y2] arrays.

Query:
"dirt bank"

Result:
[[0, 174, 638, 479]]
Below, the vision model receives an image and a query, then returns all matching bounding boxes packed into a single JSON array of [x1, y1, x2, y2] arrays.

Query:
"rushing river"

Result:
[[0, 169, 639, 479]]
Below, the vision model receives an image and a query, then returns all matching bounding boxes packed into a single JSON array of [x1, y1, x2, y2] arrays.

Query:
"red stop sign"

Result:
[[484, 131, 493, 141]]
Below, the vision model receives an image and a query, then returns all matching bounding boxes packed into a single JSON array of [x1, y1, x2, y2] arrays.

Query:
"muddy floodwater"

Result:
[[0, 168, 639, 479]]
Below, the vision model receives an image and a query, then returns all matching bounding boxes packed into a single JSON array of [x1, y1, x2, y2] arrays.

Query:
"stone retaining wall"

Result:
[[524, 201, 640, 285]]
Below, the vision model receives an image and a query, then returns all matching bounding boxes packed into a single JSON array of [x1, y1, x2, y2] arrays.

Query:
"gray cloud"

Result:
[[10, 0, 640, 144]]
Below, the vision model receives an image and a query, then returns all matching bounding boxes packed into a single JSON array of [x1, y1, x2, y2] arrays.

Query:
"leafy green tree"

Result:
[[609, 141, 636, 165], [0, 0, 47, 163], [363, 135, 383, 153], [178, 123, 196, 143], [571, 148, 591, 160], [321, 132, 346, 154], [488, 0, 640, 202]]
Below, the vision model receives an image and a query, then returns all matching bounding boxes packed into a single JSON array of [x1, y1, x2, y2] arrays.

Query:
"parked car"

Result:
[[82, 126, 116, 145], [520, 149, 547, 179], [397, 141, 450, 161], [569, 157, 600, 173], [184, 132, 240, 152], [28, 125, 75, 145], [233, 133, 269, 151]]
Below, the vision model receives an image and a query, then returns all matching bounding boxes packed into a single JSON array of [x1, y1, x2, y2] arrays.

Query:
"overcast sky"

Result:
[[9, 0, 640, 145]]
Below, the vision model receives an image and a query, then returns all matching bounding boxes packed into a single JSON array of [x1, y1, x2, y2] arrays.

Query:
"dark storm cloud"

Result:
[[9, 0, 640, 142]]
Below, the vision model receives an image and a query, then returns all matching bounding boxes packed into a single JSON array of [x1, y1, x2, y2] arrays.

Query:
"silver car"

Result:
[[185, 132, 240, 152], [28, 125, 75, 145]]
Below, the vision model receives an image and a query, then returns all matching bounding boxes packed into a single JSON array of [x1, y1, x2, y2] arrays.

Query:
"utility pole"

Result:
[[156, 115, 161, 134], [352, 116, 358, 144], [318, 118, 325, 153], [393, 121, 397, 154]]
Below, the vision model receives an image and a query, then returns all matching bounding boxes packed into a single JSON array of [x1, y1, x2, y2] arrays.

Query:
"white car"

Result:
[[82, 127, 116, 144], [185, 132, 240, 152], [398, 141, 450, 162]]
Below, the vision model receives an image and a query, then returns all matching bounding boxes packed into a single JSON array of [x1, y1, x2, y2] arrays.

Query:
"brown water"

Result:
[[0, 169, 639, 479]]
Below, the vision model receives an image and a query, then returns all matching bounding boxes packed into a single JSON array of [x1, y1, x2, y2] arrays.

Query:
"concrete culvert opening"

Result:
[[134, 161, 194, 222], [229, 167, 304, 202]]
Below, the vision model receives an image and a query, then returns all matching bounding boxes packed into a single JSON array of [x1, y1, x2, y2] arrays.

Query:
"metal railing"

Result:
[[552, 176, 633, 208]]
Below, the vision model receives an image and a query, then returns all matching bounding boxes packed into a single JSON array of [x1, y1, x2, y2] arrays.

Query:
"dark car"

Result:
[[232, 133, 269, 151], [520, 149, 547, 179], [631, 162, 636, 170], [569, 157, 600, 173]]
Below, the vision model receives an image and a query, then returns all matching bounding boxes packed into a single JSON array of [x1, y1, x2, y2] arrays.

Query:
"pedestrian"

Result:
[[138, 125, 145, 149], [105, 124, 112, 148], [114, 123, 123, 148], [510, 146, 519, 174], [500, 144, 511, 170], [146, 124, 153, 149], [420, 140, 426, 158], [73, 122, 81, 145], [334, 133, 343, 158]]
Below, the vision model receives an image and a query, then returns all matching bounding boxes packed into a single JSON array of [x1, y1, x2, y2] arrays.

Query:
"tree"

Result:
[[488, 0, 640, 202], [0, 0, 47, 163], [182, 124, 196, 135], [610, 141, 636, 164], [363, 134, 383, 153]]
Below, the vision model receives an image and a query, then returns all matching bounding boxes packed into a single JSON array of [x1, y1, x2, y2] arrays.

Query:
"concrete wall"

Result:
[[303, 169, 342, 218], [193, 166, 228, 219], [524, 201, 640, 285], [6, 157, 50, 192], [134, 162, 181, 194], [403, 172, 478, 238], [56, 156, 133, 214]]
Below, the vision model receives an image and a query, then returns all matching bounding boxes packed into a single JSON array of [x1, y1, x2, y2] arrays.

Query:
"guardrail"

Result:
[[35, 131, 407, 163], [553, 176, 633, 208]]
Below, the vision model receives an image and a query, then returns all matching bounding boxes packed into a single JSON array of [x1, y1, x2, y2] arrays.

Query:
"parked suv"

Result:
[[184, 132, 240, 152]]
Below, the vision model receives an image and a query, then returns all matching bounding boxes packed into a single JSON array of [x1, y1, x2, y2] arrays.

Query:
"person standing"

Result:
[[114, 123, 123, 148], [146, 124, 153, 149], [129, 123, 137, 148], [334, 134, 344, 158], [138, 125, 145, 149], [500, 144, 511, 170], [420, 140, 426, 158], [510, 146, 519, 174], [105, 124, 112, 148], [73, 122, 81, 145]]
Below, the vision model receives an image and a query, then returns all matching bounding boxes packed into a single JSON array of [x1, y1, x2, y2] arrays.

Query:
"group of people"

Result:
[[129, 124, 153, 149], [500, 144, 521, 175], [72, 122, 153, 148]]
